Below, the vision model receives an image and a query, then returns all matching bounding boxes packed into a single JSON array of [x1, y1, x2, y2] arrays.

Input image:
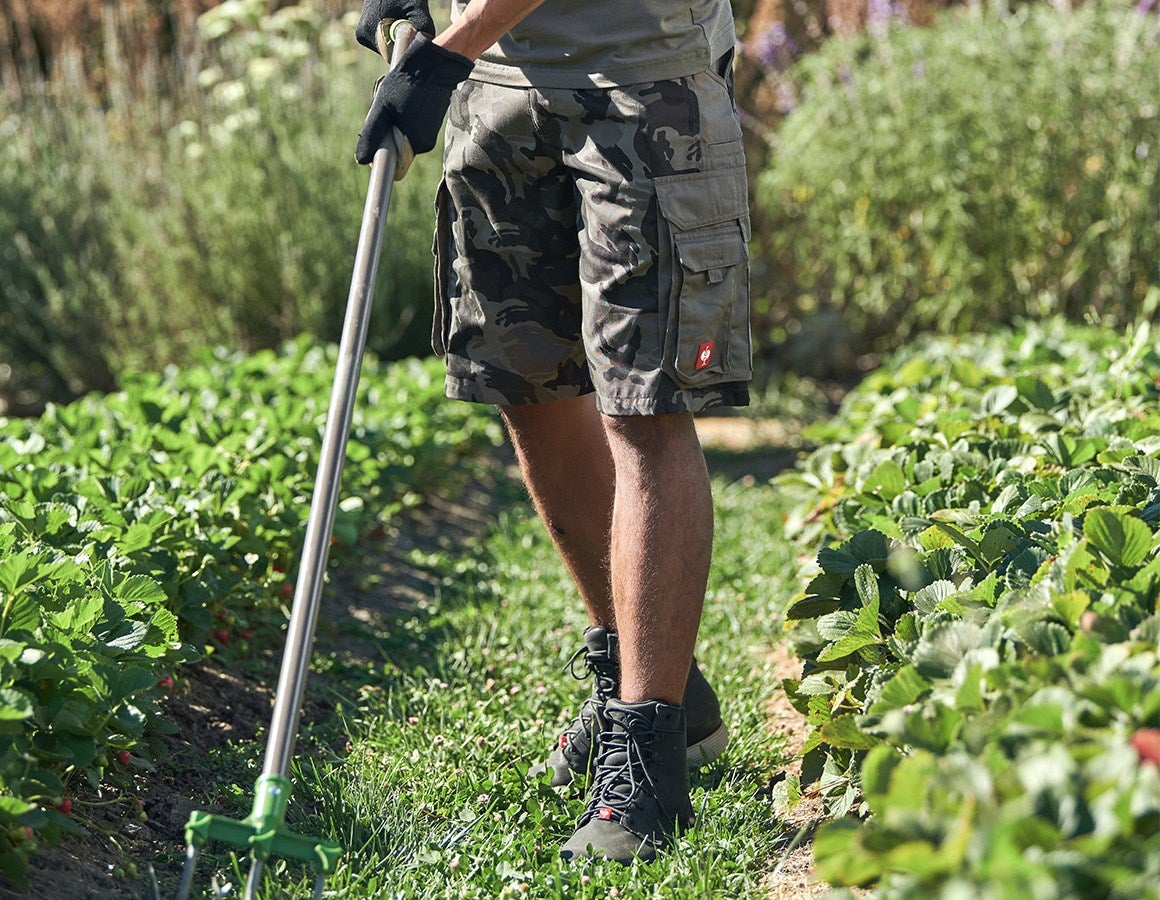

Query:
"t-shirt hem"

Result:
[[465, 47, 712, 89]]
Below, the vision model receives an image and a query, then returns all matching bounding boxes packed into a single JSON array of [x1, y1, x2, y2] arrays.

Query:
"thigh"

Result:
[[435, 79, 591, 406], [557, 66, 752, 416]]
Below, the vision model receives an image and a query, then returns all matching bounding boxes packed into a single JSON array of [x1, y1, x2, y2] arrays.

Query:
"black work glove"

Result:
[[355, 34, 473, 165], [356, 0, 436, 50]]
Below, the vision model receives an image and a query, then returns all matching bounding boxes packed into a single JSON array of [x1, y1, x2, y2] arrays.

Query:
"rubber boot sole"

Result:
[[686, 721, 729, 769]]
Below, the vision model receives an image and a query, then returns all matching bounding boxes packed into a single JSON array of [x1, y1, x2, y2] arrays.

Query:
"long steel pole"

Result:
[[260, 22, 417, 782]]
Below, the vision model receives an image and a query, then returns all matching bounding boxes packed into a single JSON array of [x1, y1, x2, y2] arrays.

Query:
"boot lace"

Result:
[[565, 641, 618, 704], [580, 706, 658, 824]]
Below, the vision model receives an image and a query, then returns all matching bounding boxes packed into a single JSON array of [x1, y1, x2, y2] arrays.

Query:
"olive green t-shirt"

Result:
[[451, 0, 736, 88]]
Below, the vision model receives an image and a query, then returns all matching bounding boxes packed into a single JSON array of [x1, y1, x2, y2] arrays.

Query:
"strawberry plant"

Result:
[[774, 320, 1160, 894], [0, 339, 500, 887]]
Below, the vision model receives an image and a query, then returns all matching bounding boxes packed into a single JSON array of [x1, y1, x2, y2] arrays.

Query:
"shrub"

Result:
[[754, 2, 1160, 376], [0, 1, 440, 415]]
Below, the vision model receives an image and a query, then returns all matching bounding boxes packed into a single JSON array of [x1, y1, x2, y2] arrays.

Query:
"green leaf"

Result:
[[1012, 703, 1065, 735], [0, 687, 34, 721], [913, 621, 986, 679], [0, 552, 47, 594], [817, 573, 882, 662], [812, 818, 883, 887], [1013, 621, 1071, 657], [103, 620, 150, 653], [817, 531, 890, 575], [820, 714, 882, 750], [786, 596, 841, 620], [878, 702, 963, 753], [870, 665, 931, 714], [113, 575, 168, 608], [854, 563, 880, 613], [1050, 590, 1090, 626], [863, 460, 907, 501], [1014, 375, 1056, 410], [954, 663, 986, 711], [50, 595, 103, 635], [981, 384, 1018, 416], [1, 594, 42, 636], [978, 521, 1023, 566], [1084, 508, 1152, 568]]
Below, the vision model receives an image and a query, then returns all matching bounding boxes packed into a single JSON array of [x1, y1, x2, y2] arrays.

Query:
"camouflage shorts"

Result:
[[431, 57, 751, 416]]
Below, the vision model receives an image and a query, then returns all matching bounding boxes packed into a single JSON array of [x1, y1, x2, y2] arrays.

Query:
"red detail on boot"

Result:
[[558, 734, 568, 749], [695, 341, 714, 371], [598, 807, 614, 821]]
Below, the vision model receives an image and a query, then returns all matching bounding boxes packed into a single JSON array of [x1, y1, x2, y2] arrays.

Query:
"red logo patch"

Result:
[[597, 807, 614, 821], [558, 734, 568, 749], [695, 341, 715, 371]]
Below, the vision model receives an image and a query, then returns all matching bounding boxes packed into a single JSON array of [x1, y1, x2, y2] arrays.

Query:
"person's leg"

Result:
[[500, 395, 616, 627], [602, 411, 712, 705], [556, 61, 748, 860]]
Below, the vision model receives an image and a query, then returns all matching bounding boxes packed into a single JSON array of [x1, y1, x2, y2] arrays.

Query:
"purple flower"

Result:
[[912, 61, 926, 78], [867, 0, 911, 32], [753, 22, 799, 73], [775, 81, 798, 114], [867, 0, 893, 27], [1135, 0, 1156, 14]]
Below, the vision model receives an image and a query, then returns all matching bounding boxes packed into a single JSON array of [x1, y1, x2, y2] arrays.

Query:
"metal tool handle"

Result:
[[259, 17, 419, 783], [376, 19, 417, 180]]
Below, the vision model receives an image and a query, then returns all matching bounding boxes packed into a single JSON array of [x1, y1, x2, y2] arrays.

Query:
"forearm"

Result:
[[434, 0, 547, 60]]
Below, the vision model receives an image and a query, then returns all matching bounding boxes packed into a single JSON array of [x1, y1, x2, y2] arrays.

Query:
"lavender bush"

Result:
[[753, 1, 1159, 376]]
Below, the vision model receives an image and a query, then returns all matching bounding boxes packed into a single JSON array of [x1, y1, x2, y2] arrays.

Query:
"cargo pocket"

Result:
[[654, 168, 752, 387], [431, 178, 453, 357]]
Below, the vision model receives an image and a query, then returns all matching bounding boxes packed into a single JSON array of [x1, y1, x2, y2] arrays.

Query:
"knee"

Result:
[[601, 412, 698, 461]]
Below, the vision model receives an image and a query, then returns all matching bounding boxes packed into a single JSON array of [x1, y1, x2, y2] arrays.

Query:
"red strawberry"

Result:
[[116, 750, 131, 766], [57, 798, 72, 815], [1130, 729, 1160, 767], [213, 628, 230, 646], [157, 676, 174, 692]]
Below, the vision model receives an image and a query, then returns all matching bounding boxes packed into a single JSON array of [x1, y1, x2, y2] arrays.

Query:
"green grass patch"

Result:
[[211, 474, 801, 898]]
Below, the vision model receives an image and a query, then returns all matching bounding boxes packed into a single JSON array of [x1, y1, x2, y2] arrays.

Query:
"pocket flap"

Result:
[[654, 169, 748, 230], [674, 225, 747, 273]]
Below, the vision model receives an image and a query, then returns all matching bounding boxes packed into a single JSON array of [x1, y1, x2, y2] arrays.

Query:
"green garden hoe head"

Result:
[[176, 775, 341, 900], [172, 17, 417, 900]]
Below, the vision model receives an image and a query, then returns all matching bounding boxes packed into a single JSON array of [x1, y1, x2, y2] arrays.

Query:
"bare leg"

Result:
[[602, 412, 712, 706], [501, 395, 617, 627]]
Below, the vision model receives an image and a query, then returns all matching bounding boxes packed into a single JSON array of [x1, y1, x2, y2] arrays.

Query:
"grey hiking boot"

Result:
[[560, 699, 695, 864], [534, 628, 730, 787], [532, 626, 619, 787]]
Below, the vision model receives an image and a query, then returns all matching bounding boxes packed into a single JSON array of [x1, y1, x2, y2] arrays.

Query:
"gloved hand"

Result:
[[355, 34, 473, 166], [356, 0, 436, 51]]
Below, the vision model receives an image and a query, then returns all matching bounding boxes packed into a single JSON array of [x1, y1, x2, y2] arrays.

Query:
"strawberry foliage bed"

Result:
[[774, 320, 1160, 896], [0, 340, 499, 887]]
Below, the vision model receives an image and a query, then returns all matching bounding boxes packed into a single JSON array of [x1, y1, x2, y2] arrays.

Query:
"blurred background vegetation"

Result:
[[0, 0, 1156, 415]]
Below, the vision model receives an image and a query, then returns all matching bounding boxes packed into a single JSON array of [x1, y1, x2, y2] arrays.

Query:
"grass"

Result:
[[170, 466, 802, 897]]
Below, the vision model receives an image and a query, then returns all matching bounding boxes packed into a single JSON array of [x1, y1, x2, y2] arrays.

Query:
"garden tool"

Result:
[[175, 19, 417, 900]]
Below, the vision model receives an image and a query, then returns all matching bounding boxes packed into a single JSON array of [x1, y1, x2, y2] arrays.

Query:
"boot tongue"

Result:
[[582, 628, 619, 699], [583, 626, 612, 656]]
